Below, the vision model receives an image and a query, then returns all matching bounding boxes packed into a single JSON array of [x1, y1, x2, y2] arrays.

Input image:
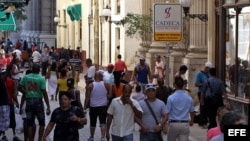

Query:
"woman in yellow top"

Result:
[[56, 69, 68, 101]]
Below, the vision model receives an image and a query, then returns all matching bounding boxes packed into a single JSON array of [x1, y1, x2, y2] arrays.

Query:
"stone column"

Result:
[[208, 0, 216, 63], [183, 0, 208, 104], [169, 46, 187, 87]]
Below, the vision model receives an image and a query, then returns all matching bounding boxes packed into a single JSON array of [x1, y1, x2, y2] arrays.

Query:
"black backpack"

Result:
[[205, 80, 224, 107]]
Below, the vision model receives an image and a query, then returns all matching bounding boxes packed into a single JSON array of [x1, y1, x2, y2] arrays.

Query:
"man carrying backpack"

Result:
[[131, 56, 152, 93], [200, 68, 229, 130]]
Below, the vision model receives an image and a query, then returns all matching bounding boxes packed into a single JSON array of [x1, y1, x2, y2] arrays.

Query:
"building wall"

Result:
[[21, 0, 56, 48], [55, 0, 83, 50]]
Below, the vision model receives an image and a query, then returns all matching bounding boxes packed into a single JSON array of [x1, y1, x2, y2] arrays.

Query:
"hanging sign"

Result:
[[154, 3, 182, 41]]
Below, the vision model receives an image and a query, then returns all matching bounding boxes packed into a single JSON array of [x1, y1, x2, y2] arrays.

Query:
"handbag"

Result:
[[144, 100, 163, 141]]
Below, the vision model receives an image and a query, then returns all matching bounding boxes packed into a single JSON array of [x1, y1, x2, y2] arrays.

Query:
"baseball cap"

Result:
[[145, 83, 156, 91], [205, 61, 214, 68], [139, 55, 145, 60]]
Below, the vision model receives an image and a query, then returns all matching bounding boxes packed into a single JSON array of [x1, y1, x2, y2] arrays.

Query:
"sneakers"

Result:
[[87, 137, 94, 141], [13, 136, 22, 141], [1, 136, 8, 141], [100, 138, 105, 141]]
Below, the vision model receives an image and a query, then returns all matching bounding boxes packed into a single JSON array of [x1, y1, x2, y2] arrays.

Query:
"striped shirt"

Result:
[[69, 58, 82, 72]]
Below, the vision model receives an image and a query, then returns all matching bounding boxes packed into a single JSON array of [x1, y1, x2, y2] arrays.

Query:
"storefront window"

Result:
[[226, 7, 250, 99]]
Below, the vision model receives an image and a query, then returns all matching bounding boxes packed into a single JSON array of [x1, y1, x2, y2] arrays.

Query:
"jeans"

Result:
[[111, 134, 133, 141], [140, 132, 162, 141]]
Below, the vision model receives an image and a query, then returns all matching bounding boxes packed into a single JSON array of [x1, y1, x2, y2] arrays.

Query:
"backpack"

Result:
[[205, 80, 223, 107]]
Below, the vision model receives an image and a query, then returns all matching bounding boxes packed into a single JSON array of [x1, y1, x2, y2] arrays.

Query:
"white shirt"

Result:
[[107, 97, 143, 137], [13, 49, 22, 60], [87, 65, 96, 80], [103, 71, 113, 84], [32, 50, 41, 62]]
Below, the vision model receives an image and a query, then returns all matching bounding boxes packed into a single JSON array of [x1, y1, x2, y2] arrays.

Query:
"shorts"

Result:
[[89, 106, 107, 127], [9, 104, 16, 128], [25, 98, 45, 127], [0, 105, 10, 131]]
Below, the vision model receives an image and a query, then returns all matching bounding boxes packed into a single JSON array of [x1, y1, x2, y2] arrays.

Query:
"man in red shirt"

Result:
[[114, 54, 127, 74], [1, 69, 21, 141]]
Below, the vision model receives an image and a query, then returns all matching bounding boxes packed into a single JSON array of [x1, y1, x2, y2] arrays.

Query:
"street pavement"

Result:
[[3, 70, 207, 141]]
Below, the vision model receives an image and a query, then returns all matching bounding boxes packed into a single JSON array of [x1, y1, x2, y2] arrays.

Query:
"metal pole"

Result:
[[165, 42, 170, 86]]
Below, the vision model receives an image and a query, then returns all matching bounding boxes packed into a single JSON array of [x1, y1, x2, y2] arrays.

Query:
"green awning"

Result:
[[0, 11, 16, 31], [67, 4, 81, 21]]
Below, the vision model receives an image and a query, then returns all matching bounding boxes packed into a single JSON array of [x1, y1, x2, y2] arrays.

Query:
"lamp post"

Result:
[[102, 5, 111, 63], [180, 0, 193, 53], [180, 0, 208, 52], [180, 0, 208, 21]]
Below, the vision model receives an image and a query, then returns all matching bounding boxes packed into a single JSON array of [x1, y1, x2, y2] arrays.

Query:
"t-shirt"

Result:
[[50, 106, 84, 141], [41, 52, 49, 62], [103, 71, 114, 84], [207, 126, 221, 140], [139, 99, 167, 132], [19, 73, 46, 98], [114, 60, 127, 71], [131, 92, 145, 102], [32, 51, 41, 62], [57, 78, 68, 91], [87, 66, 95, 80], [113, 83, 125, 97], [69, 58, 82, 72], [210, 133, 224, 141], [13, 49, 22, 60], [194, 71, 209, 93]]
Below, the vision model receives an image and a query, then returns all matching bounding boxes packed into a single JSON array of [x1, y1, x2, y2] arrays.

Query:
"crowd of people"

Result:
[[0, 41, 246, 141]]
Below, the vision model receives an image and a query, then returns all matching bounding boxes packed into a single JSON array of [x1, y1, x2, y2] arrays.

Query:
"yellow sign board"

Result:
[[154, 32, 182, 41]]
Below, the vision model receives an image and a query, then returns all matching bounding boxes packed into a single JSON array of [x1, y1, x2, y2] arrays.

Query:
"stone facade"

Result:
[[20, 0, 56, 48]]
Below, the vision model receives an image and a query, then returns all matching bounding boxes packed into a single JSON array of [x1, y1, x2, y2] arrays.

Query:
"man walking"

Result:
[[3, 68, 22, 141], [137, 83, 167, 141], [131, 56, 151, 93], [166, 76, 194, 141], [41, 46, 50, 76], [200, 68, 229, 130], [194, 61, 213, 128], [114, 54, 127, 74], [0, 69, 10, 141], [106, 84, 143, 141], [84, 71, 111, 141], [19, 64, 51, 141]]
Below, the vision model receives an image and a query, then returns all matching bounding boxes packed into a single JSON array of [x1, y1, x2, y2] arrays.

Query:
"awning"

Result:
[[67, 4, 81, 21], [0, 11, 16, 31]]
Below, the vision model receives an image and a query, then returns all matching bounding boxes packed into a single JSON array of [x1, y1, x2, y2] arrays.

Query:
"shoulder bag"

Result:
[[144, 100, 163, 141]]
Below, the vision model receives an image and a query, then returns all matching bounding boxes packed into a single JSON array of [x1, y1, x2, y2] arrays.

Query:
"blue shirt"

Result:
[[201, 76, 226, 99], [194, 71, 209, 93], [166, 90, 194, 121]]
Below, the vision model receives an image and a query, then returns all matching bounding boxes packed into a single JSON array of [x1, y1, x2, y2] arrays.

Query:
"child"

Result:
[[131, 85, 145, 101]]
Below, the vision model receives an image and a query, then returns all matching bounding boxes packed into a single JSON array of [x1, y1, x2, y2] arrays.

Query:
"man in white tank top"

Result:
[[84, 71, 112, 141]]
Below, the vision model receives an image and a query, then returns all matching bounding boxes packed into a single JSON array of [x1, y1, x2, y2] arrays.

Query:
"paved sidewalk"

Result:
[[2, 71, 207, 141]]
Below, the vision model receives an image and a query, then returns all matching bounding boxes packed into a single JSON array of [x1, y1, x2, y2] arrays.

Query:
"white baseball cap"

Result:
[[205, 61, 214, 68], [139, 55, 145, 60]]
